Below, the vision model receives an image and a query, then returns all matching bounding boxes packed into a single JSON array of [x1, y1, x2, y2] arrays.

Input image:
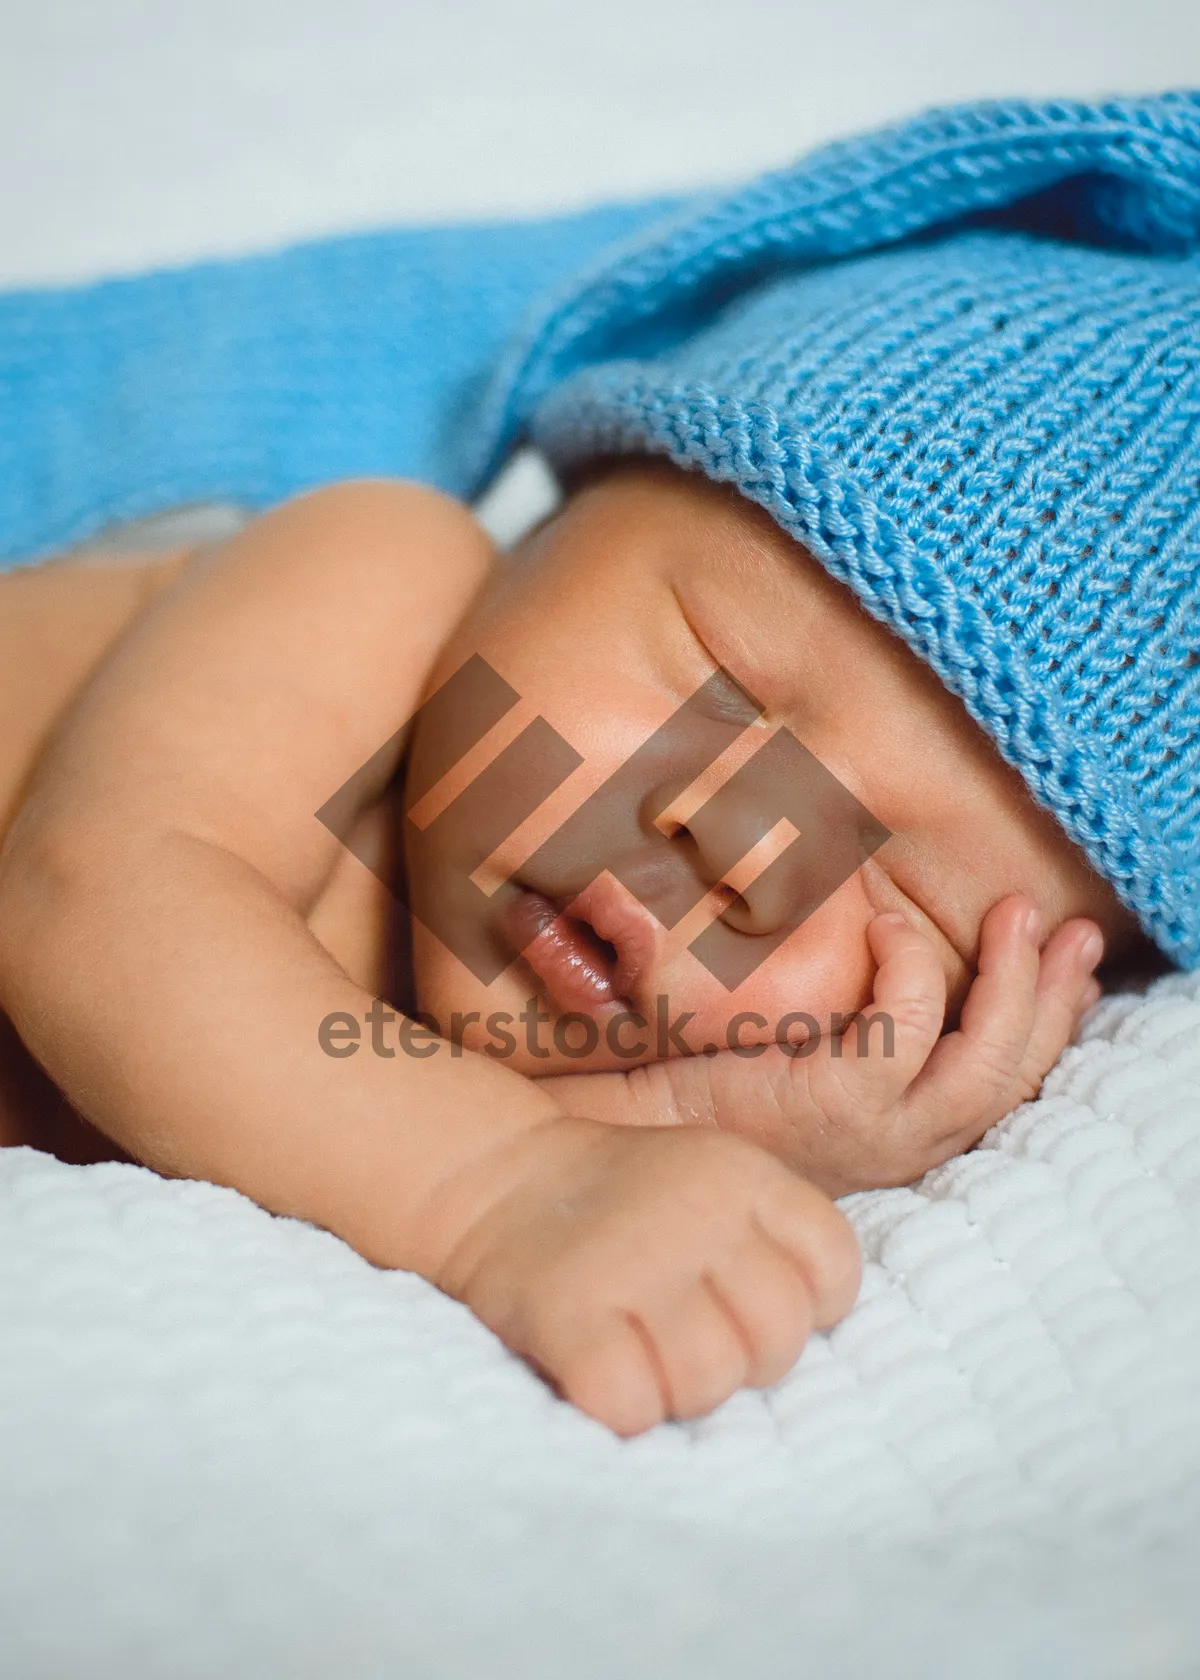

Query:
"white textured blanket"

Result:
[[3, 970, 1199, 1679]]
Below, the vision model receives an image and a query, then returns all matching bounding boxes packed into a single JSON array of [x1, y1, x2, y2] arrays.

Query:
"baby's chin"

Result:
[[625, 933, 876, 1064]]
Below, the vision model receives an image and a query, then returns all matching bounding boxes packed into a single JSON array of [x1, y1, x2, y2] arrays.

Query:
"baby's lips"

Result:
[[561, 874, 664, 1005], [500, 887, 622, 1015]]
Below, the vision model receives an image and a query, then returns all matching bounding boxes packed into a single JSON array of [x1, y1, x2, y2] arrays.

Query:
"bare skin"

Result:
[[0, 465, 1146, 1432], [0, 549, 192, 1162]]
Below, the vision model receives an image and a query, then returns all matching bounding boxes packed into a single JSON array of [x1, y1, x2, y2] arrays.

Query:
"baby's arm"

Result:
[[0, 485, 536, 1261], [0, 483, 857, 1434]]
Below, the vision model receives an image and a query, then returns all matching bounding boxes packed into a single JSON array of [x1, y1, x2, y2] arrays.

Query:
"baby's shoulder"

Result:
[[0, 547, 190, 840]]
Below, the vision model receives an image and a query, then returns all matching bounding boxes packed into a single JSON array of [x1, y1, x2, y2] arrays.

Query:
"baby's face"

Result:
[[405, 459, 1144, 1074]]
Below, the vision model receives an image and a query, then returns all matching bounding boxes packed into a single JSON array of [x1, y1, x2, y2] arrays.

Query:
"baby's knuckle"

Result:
[[761, 1160, 834, 1223], [886, 993, 944, 1039], [1011, 1065, 1046, 1105], [751, 1188, 860, 1325], [860, 1103, 949, 1182], [818, 1210, 863, 1304], [555, 1337, 610, 1400], [753, 1318, 810, 1388], [668, 1348, 743, 1421], [899, 1095, 959, 1145], [968, 1033, 1023, 1091], [561, 1329, 665, 1437], [732, 1280, 807, 1376], [867, 1134, 928, 1188]]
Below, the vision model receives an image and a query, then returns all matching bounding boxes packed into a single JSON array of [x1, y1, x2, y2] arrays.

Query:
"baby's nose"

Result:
[[648, 726, 890, 941]]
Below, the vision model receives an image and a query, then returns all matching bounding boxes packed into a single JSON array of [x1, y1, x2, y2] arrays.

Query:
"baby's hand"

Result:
[[678, 894, 1104, 1194], [420, 1116, 860, 1436]]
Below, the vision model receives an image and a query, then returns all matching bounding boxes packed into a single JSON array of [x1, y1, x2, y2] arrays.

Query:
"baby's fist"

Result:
[[425, 1117, 860, 1436]]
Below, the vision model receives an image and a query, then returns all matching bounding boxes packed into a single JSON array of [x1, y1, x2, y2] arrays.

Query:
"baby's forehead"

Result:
[[543, 457, 802, 578], [498, 463, 893, 719]]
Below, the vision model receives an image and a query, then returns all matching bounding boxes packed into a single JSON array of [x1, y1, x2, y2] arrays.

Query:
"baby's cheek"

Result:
[[651, 883, 876, 1056]]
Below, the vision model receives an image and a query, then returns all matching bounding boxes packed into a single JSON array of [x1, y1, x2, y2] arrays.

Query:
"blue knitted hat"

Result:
[[474, 93, 1200, 970]]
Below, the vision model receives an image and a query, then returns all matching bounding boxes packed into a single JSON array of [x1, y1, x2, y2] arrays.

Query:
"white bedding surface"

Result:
[[3, 971, 1200, 1677]]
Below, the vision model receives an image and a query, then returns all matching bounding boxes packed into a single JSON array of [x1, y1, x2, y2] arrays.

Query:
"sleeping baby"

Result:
[[0, 97, 1195, 1438]]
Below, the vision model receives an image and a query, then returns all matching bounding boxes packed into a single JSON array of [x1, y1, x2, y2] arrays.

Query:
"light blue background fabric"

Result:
[[0, 198, 677, 564]]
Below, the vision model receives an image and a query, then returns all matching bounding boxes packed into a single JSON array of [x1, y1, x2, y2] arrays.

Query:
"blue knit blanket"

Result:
[[0, 198, 678, 566]]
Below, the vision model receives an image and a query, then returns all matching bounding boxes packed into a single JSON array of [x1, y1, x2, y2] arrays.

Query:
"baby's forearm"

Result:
[[0, 828, 566, 1275]]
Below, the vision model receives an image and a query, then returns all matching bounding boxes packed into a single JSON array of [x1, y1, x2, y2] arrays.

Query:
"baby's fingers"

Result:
[[846, 911, 947, 1093], [1011, 918, 1104, 1100], [904, 895, 1041, 1126], [562, 1270, 796, 1433]]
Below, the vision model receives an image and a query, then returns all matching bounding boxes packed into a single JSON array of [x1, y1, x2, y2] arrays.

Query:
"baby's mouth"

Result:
[[501, 876, 659, 1018]]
